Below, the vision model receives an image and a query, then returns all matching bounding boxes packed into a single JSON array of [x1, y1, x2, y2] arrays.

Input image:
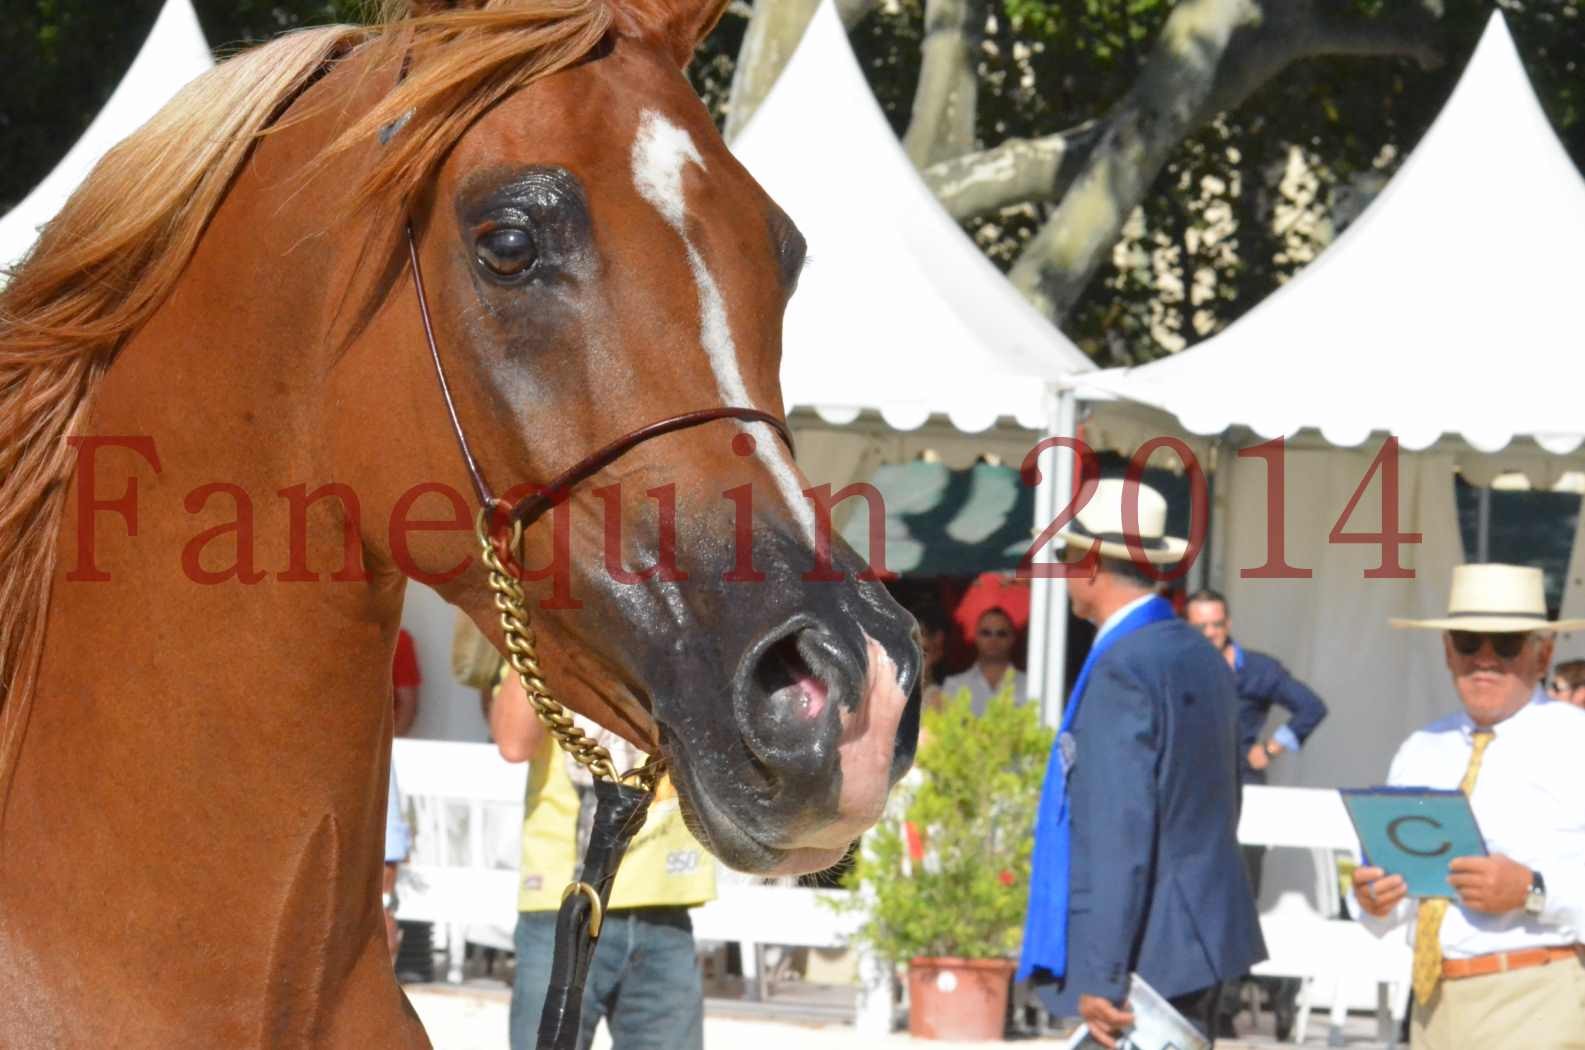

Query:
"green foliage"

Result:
[[835, 688, 1053, 963], [198, 1, 372, 51]]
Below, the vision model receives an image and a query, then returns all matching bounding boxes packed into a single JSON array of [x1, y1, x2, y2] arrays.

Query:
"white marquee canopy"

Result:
[[0, 0, 213, 275], [731, 0, 1091, 437], [1073, 14, 1585, 457]]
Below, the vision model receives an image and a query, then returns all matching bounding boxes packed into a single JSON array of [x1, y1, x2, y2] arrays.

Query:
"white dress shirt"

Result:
[[1359, 692, 1585, 958], [939, 665, 1028, 717], [1094, 592, 1158, 646]]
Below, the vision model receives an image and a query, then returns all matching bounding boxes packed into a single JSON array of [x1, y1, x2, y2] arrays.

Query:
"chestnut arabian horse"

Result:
[[0, 1, 921, 1045]]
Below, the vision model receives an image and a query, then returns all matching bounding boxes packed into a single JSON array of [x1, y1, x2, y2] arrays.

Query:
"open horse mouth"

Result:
[[665, 633, 919, 875]]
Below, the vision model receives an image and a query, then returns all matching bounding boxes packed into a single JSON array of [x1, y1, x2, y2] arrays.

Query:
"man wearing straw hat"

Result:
[[1019, 478, 1264, 1048], [1354, 564, 1585, 1048]]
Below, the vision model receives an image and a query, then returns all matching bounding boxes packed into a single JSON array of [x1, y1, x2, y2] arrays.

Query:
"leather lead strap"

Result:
[[536, 779, 654, 1050]]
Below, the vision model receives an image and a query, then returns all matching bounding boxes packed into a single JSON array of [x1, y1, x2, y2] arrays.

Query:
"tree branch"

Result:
[[902, 0, 985, 169], [1007, 0, 1258, 320], [1303, 12, 1445, 72], [1002, 0, 1446, 325], [837, 0, 883, 31], [921, 119, 1104, 221], [722, 0, 823, 143]]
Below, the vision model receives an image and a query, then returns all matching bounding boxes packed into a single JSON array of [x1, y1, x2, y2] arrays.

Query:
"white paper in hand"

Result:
[[1060, 973, 1209, 1050]]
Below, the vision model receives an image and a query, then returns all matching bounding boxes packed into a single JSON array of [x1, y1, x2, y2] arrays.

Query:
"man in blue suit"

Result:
[[1019, 479, 1265, 1047], [1184, 590, 1329, 785]]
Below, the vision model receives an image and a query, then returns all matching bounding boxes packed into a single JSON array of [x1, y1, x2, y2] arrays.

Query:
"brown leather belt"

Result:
[[1442, 944, 1584, 981]]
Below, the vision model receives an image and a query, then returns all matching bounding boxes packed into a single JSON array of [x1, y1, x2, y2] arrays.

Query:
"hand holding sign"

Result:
[[1447, 855, 1533, 914], [1352, 865, 1408, 918], [1340, 788, 1489, 899]]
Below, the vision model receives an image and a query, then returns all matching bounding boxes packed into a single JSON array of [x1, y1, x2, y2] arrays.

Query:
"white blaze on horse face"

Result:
[[630, 110, 815, 544]]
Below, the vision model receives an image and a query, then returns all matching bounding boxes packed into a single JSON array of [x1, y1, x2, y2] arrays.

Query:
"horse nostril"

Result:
[[753, 634, 830, 725], [736, 625, 851, 779]]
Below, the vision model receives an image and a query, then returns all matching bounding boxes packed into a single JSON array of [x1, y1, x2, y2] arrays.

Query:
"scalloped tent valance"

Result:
[[1071, 13, 1585, 467]]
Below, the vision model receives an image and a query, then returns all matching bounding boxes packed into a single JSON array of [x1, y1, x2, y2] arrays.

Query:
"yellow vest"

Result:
[[517, 737, 716, 912]]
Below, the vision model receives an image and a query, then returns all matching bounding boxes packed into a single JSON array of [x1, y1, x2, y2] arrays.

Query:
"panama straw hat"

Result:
[[1054, 477, 1188, 565], [1391, 563, 1585, 632]]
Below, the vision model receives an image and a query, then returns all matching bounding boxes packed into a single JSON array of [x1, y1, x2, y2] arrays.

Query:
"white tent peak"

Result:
[[1073, 12, 1585, 456], [732, 0, 1091, 434], [1, 0, 212, 275]]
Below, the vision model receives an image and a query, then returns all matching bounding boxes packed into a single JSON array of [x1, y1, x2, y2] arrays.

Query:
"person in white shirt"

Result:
[[1353, 563, 1585, 1049], [939, 606, 1027, 715]]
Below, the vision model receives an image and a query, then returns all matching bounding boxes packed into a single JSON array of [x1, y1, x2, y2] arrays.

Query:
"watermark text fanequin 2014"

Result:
[[65, 434, 1424, 607]]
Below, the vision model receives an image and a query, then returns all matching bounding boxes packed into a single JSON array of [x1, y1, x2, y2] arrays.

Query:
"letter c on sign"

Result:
[[1387, 815, 1451, 858]]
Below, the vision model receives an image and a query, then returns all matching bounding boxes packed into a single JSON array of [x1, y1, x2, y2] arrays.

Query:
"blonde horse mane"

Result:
[[0, 1, 613, 737]]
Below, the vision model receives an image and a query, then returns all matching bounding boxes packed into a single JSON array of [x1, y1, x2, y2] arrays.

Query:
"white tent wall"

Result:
[[0, 0, 212, 273], [1218, 447, 1463, 791]]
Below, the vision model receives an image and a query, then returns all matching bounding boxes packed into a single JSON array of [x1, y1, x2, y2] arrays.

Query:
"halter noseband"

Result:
[[404, 226, 796, 529]]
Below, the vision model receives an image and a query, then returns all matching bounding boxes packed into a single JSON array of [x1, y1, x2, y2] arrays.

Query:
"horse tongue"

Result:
[[768, 673, 828, 722]]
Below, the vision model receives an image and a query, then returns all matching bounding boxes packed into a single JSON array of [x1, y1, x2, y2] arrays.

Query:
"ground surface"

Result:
[[406, 982, 1400, 1049]]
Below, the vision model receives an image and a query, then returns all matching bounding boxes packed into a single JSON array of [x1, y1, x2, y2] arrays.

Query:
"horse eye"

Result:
[[475, 227, 538, 279]]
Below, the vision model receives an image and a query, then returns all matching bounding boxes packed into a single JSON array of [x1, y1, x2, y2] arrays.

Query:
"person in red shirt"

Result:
[[392, 628, 421, 738]]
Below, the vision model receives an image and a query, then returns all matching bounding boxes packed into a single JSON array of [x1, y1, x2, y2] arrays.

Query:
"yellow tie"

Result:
[[1410, 728, 1494, 1006]]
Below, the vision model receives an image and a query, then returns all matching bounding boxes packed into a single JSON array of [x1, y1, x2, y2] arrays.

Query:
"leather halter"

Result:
[[404, 226, 796, 529]]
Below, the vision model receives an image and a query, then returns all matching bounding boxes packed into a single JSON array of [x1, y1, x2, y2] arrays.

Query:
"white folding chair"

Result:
[[1239, 786, 1410, 1045]]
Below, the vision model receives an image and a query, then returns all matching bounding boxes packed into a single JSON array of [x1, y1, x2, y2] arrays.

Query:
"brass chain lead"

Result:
[[476, 508, 662, 792]]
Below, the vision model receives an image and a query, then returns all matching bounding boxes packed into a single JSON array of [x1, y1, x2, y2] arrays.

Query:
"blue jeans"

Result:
[[509, 908, 704, 1050]]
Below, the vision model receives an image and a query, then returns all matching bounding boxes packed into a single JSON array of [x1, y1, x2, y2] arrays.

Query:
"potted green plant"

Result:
[[838, 688, 1053, 1041]]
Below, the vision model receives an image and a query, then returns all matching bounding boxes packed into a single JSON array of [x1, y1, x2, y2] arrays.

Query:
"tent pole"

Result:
[[1189, 457, 1211, 594], [1476, 485, 1492, 562], [1026, 384, 1076, 729], [1209, 436, 1231, 592]]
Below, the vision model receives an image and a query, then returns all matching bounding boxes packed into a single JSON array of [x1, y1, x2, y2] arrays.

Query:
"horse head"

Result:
[[354, 0, 922, 874]]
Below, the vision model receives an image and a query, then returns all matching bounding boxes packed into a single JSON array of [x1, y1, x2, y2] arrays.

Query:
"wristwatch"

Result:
[[1524, 870, 1546, 916], [382, 889, 400, 913]]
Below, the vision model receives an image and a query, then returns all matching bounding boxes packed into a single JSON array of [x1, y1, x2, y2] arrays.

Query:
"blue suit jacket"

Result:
[[1034, 619, 1266, 1013], [1234, 645, 1329, 782]]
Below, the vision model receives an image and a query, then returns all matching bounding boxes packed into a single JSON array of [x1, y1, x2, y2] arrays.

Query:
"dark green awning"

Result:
[[839, 461, 1033, 577]]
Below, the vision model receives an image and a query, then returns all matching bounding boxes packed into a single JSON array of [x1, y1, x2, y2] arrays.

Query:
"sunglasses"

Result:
[[1448, 630, 1530, 660]]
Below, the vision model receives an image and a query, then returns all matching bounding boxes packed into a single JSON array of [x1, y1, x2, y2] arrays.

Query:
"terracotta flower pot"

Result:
[[907, 956, 1015, 1041]]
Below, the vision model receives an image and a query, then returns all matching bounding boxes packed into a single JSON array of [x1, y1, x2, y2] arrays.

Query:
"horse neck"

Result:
[[21, 69, 410, 842]]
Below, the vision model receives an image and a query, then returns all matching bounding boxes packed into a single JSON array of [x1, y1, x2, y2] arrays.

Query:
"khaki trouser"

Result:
[[1413, 954, 1585, 1050]]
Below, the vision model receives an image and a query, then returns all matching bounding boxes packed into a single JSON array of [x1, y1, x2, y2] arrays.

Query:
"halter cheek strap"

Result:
[[404, 225, 796, 529]]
